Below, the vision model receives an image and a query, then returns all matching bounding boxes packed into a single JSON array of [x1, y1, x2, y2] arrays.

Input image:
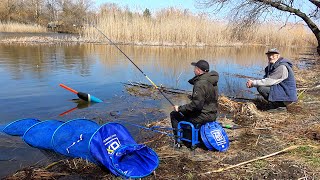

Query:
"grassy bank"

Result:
[[3, 50, 319, 179], [83, 7, 315, 47], [0, 22, 46, 33]]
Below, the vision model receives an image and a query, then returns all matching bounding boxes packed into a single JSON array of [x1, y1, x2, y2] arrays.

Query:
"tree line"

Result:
[[0, 0, 94, 32], [1, 0, 319, 54]]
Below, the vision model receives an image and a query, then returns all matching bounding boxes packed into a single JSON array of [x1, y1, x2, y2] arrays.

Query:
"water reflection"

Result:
[[59, 99, 96, 116], [0, 44, 303, 119], [0, 44, 304, 122], [0, 43, 304, 178], [0, 44, 300, 82], [0, 44, 95, 79]]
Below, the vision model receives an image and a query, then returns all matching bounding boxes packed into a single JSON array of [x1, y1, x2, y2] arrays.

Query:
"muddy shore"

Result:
[[2, 45, 320, 179]]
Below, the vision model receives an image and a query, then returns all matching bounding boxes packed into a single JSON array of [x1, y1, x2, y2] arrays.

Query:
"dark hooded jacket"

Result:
[[178, 71, 219, 124]]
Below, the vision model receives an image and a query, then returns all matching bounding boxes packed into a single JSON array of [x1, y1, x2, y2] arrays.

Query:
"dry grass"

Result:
[[0, 7, 315, 47], [82, 7, 315, 47], [0, 22, 47, 33], [0, 36, 82, 44], [3, 86, 320, 180]]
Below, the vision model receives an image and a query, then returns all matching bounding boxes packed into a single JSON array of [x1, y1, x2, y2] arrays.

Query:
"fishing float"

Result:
[[59, 83, 103, 103]]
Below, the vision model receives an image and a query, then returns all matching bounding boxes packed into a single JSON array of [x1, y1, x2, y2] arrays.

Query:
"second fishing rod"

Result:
[[94, 26, 180, 111]]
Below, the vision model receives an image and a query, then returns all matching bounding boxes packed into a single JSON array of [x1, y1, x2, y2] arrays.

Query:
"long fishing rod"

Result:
[[93, 26, 177, 108]]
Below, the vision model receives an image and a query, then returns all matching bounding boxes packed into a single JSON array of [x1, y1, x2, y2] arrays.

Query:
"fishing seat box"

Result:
[[177, 121, 201, 149]]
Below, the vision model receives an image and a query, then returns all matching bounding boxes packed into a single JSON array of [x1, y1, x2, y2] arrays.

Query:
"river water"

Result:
[[0, 35, 302, 177]]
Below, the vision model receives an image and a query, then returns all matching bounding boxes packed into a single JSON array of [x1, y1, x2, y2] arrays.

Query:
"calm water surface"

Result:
[[0, 41, 301, 177]]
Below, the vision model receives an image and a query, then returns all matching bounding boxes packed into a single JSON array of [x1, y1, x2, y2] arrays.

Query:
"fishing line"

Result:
[[93, 26, 179, 110]]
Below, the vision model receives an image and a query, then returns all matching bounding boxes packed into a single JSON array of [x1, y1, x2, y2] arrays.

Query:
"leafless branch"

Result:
[[309, 0, 320, 8]]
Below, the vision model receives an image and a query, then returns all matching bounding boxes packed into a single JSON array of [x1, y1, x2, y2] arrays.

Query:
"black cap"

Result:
[[265, 48, 280, 54], [191, 60, 209, 72]]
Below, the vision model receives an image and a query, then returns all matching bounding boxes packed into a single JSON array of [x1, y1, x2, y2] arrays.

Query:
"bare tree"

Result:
[[45, 0, 59, 22], [39, 0, 93, 32], [0, 0, 19, 22], [196, 0, 320, 55], [56, 0, 92, 24], [23, 0, 45, 23]]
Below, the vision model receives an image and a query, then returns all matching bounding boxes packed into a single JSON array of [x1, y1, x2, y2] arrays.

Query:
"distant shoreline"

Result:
[[0, 35, 312, 49]]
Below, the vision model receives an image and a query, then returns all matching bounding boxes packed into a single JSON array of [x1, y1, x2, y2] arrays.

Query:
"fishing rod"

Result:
[[93, 26, 178, 109]]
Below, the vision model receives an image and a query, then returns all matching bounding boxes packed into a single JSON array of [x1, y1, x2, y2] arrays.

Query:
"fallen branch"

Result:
[[123, 81, 257, 101], [304, 101, 320, 104], [123, 81, 191, 95], [297, 85, 320, 91], [201, 145, 319, 175], [223, 72, 259, 79]]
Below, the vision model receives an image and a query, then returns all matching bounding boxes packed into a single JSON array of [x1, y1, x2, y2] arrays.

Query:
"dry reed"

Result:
[[83, 7, 315, 47], [0, 22, 47, 33]]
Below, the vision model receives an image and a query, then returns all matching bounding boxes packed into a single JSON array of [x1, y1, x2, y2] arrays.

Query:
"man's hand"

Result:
[[173, 105, 179, 112], [246, 79, 253, 88]]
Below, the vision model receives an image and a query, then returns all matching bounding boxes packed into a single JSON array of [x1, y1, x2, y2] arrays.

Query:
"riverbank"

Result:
[[0, 35, 260, 47], [0, 36, 82, 45], [0, 35, 311, 48], [3, 49, 319, 179], [0, 22, 46, 33], [0, 9, 316, 48]]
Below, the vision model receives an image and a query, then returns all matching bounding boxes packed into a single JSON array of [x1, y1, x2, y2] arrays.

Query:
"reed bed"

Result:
[[0, 22, 47, 33], [83, 7, 315, 47]]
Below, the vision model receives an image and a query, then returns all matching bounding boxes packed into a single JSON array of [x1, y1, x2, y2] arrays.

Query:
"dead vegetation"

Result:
[[0, 36, 83, 44], [126, 86, 161, 99], [85, 6, 315, 47], [129, 51, 320, 179], [145, 82, 320, 179], [0, 22, 46, 33]]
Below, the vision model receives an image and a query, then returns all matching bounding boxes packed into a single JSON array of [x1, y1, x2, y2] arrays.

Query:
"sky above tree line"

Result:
[[93, 0, 316, 24], [94, 0, 200, 13]]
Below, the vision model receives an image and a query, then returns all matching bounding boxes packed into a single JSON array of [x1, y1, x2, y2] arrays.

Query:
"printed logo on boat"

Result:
[[103, 134, 121, 154], [210, 129, 226, 147]]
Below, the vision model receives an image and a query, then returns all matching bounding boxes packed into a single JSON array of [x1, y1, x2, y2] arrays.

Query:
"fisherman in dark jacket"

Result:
[[171, 60, 219, 143], [246, 48, 297, 111]]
